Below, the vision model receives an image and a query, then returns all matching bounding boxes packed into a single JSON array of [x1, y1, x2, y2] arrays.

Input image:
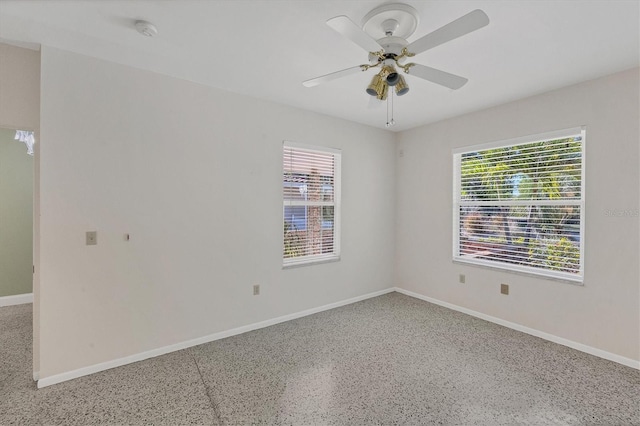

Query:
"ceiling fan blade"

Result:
[[407, 64, 468, 90], [303, 65, 366, 88], [327, 16, 383, 53], [406, 9, 489, 55]]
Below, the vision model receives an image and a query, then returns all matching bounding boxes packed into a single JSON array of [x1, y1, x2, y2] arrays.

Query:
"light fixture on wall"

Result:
[[14, 130, 34, 156]]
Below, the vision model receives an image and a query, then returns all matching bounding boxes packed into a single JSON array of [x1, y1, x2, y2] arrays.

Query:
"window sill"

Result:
[[283, 255, 340, 269], [453, 257, 584, 285]]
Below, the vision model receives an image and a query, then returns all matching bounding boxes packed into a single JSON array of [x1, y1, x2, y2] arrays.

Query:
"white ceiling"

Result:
[[0, 0, 638, 132]]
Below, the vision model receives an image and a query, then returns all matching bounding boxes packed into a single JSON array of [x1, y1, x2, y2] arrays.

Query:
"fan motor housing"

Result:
[[377, 36, 408, 58]]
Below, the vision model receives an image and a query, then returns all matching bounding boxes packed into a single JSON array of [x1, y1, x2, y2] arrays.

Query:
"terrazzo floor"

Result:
[[1, 292, 639, 425]]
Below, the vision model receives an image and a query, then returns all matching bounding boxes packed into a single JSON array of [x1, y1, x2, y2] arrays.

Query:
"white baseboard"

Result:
[[37, 287, 395, 388], [33, 371, 39, 381], [394, 287, 640, 370], [0, 293, 33, 307]]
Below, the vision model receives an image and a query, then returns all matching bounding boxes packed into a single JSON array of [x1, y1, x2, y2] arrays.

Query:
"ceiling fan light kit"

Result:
[[395, 75, 409, 96], [366, 74, 384, 97], [303, 3, 490, 127]]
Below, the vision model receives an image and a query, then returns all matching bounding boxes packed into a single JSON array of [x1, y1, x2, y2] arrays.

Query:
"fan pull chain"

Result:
[[386, 91, 389, 127], [391, 89, 395, 126], [386, 88, 396, 128]]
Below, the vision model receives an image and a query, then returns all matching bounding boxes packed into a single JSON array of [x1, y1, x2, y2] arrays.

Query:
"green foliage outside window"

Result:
[[458, 135, 583, 276]]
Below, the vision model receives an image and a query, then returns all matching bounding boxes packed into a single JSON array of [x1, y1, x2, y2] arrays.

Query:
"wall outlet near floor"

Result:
[[86, 231, 97, 246], [253, 284, 260, 296], [459, 274, 466, 284], [501, 283, 509, 295]]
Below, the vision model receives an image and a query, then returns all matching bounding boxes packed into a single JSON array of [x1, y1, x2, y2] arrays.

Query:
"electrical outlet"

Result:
[[253, 285, 260, 296], [459, 274, 466, 284], [501, 284, 509, 295], [86, 231, 97, 246]]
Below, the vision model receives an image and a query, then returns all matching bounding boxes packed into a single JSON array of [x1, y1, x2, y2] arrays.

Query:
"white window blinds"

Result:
[[283, 142, 341, 267], [453, 128, 585, 282]]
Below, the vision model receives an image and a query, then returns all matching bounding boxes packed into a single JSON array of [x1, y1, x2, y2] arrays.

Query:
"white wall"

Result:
[[396, 68, 639, 362], [38, 46, 396, 379], [0, 42, 40, 376]]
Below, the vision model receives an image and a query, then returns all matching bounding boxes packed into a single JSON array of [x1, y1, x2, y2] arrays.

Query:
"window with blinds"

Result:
[[453, 127, 585, 282], [283, 142, 341, 267]]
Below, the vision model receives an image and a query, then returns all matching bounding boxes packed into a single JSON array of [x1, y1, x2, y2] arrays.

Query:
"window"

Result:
[[283, 142, 341, 267], [453, 127, 585, 282]]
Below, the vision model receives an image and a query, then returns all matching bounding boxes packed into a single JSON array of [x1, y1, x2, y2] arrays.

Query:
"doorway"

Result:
[[0, 127, 33, 301]]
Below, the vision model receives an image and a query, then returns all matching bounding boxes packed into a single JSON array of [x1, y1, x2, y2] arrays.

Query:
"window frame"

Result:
[[283, 141, 341, 268], [452, 127, 586, 283]]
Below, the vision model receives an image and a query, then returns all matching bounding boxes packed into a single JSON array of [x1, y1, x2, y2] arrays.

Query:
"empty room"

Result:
[[0, 0, 638, 424]]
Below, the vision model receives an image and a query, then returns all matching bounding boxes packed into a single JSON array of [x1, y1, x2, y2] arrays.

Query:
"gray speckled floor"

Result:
[[0, 303, 218, 426], [1, 293, 639, 425]]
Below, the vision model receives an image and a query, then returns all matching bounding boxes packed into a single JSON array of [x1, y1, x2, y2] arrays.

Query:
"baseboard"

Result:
[[37, 287, 395, 388], [394, 287, 640, 370], [33, 371, 39, 381], [0, 293, 33, 307]]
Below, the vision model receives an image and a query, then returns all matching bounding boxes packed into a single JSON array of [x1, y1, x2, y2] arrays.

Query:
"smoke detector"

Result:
[[135, 20, 158, 37]]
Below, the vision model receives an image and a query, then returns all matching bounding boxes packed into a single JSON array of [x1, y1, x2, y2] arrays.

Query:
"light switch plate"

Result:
[[86, 231, 97, 246]]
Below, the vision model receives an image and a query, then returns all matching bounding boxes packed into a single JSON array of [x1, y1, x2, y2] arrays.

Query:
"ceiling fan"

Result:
[[303, 3, 489, 101]]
